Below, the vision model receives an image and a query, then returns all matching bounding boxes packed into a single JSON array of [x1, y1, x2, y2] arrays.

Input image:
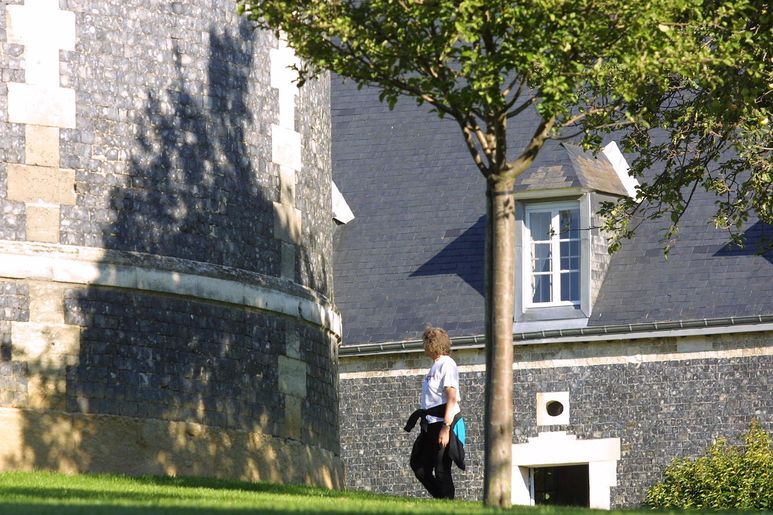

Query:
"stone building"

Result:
[[331, 78, 773, 507], [0, 0, 343, 487]]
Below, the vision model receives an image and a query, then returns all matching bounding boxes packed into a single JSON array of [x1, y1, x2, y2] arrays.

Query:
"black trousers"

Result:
[[410, 422, 454, 499]]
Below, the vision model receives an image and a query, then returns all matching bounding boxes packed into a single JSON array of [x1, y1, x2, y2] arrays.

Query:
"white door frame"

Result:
[[512, 432, 621, 510]]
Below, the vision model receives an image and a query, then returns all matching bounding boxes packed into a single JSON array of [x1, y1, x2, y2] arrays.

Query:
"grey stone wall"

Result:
[[0, 281, 27, 362], [57, 1, 272, 276], [0, 282, 28, 405], [60, 286, 338, 453], [589, 192, 615, 307], [339, 333, 772, 506], [0, 0, 340, 484], [0, 9, 25, 241], [296, 75, 333, 295]]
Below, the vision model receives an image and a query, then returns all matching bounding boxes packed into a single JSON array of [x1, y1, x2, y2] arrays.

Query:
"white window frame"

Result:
[[523, 201, 581, 308]]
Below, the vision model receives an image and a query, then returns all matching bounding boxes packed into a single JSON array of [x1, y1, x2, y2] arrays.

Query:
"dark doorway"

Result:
[[533, 464, 589, 507]]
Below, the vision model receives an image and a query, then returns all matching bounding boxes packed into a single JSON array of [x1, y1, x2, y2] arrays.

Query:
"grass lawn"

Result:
[[0, 471, 586, 515], [0, 470, 745, 515]]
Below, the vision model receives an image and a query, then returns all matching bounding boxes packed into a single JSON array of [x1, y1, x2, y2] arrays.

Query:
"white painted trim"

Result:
[[0, 241, 342, 337], [339, 344, 773, 379], [331, 181, 355, 224], [514, 317, 589, 334], [523, 202, 582, 309], [579, 193, 592, 316], [517, 322, 773, 345], [602, 141, 638, 199], [514, 187, 584, 200], [513, 432, 621, 509]]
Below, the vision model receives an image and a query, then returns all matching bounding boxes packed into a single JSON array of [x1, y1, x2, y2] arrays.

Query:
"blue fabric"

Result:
[[453, 418, 466, 446]]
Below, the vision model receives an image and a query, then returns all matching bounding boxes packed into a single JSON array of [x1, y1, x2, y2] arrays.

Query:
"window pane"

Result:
[[533, 243, 551, 273], [560, 241, 580, 271], [560, 271, 580, 302], [560, 241, 580, 257], [530, 212, 552, 241], [533, 274, 552, 303], [560, 256, 581, 271], [559, 209, 580, 239]]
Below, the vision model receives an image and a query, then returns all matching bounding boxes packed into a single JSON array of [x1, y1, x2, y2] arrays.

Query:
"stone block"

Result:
[[22, 45, 61, 87], [11, 321, 80, 366], [269, 46, 300, 91], [285, 325, 301, 360], [6, 2, 76, 51], [273, 202, 302, 243], [280, 241, 296, 281], [283, 395, 302, 440], [6, 164, 76, 204], [271, 125, 302, 170], [7, 83, 76, 128], [25, 125, 59, 167], [278, 165, 296, 206], [28, 282, 65, 324], [27, 372, 67, 410], [278, 355, 306, 398], [25, 204, 60, 243]]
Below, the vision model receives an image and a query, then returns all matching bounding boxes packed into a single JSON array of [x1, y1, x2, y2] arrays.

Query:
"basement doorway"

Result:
[[531, 464, 590, 507]]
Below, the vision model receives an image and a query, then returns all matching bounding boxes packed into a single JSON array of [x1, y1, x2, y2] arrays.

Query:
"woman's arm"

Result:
[[438, 386, 458, 447]]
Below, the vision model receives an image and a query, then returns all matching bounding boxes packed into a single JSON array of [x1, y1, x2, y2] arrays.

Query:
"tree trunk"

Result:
[[482, 176, 516, 508]]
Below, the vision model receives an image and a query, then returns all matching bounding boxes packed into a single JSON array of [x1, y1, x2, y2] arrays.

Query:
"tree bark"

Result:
[[482, 176, 515, 508]]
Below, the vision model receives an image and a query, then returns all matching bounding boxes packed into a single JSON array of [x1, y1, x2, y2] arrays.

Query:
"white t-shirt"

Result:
[[420, 355, 461, 424]]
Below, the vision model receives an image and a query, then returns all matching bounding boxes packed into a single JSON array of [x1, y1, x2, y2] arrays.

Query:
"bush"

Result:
[[645, 420, 772, 510]]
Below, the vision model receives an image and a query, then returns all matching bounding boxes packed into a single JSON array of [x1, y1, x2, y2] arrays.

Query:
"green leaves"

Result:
[[238, 0, 771, 244], [646, 421, 773, 510]]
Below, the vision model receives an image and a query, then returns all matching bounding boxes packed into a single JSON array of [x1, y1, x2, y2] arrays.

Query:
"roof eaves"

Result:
[[339, 314, 773, 357]]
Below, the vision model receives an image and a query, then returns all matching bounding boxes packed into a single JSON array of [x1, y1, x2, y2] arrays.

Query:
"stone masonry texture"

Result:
[[1, 0, 332, 292], [0, 0, 340, 483], [0, 282, 28, 404], [61, 287, 339, 453], [339, 334, 772, 507]]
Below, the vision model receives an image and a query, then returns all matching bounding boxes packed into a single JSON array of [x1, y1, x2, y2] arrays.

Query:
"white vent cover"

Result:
[[536, 391, 570, 426]]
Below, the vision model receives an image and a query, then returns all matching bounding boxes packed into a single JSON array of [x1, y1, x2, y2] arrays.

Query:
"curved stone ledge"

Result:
[[0, 240, 342, 338], [0, 407, 344, 489]]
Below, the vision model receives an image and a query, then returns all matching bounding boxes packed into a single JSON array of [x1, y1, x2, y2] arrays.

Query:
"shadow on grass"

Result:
[[128, 474, 346, 496], [0, 474, 408, 515], [108, 474, 390, 501], [0, 505, 373, 515]]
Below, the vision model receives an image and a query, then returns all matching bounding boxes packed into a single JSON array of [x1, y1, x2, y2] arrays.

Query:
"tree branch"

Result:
[[499, 116, 557, 180]]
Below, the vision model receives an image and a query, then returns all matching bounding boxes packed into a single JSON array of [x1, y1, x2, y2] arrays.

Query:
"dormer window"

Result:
[[525, 203, 581, 306], [513, 141, 636, 331]]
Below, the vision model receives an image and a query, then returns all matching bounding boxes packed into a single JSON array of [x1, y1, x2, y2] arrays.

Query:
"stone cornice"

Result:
[[0, 240, 342, 338]]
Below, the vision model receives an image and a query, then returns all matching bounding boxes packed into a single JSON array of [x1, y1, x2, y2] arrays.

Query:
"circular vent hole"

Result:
[[546, 400, 564, 417]]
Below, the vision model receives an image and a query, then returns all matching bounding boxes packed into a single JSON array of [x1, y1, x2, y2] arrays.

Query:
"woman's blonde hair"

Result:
[[423, 326, 451, 357]]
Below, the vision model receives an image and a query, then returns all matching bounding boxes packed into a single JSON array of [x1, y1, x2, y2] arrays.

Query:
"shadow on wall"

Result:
[[715, 221, 773, 264], [10, 24, 337, 486], [410, 216, 485, 296]]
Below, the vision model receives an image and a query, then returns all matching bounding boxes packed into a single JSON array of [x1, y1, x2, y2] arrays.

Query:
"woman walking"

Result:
[[409, 326, 463, 499]]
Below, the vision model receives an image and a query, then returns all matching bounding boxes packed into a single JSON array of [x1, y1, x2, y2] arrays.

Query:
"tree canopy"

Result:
[[237, 0, 771, 507], [238, 0, 769, 247]]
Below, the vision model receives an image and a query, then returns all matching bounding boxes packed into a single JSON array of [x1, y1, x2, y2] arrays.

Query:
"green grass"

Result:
[[0, 471, 572, 515], [0, 471, 753, 514]]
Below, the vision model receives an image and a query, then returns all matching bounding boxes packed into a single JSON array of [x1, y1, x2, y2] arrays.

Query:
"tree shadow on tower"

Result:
[[14, 21, 340, 486]]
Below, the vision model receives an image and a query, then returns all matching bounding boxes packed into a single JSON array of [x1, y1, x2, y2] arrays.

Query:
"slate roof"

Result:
[[331, 77, 773, 345], [515, 142, 628, 196]]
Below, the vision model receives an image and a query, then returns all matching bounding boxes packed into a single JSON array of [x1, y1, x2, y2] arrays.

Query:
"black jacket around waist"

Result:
[[404, 403, 466, 470]]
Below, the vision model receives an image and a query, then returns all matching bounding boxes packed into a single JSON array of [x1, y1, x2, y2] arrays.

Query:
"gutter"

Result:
[[339, 314, 773, 357]]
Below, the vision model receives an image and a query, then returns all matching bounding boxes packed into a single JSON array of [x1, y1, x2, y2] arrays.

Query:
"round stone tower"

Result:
[[0, 0, 342, 487]]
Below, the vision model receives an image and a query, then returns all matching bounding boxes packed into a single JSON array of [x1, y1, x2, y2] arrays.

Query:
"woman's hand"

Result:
[[438, 425, 450, 447]]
